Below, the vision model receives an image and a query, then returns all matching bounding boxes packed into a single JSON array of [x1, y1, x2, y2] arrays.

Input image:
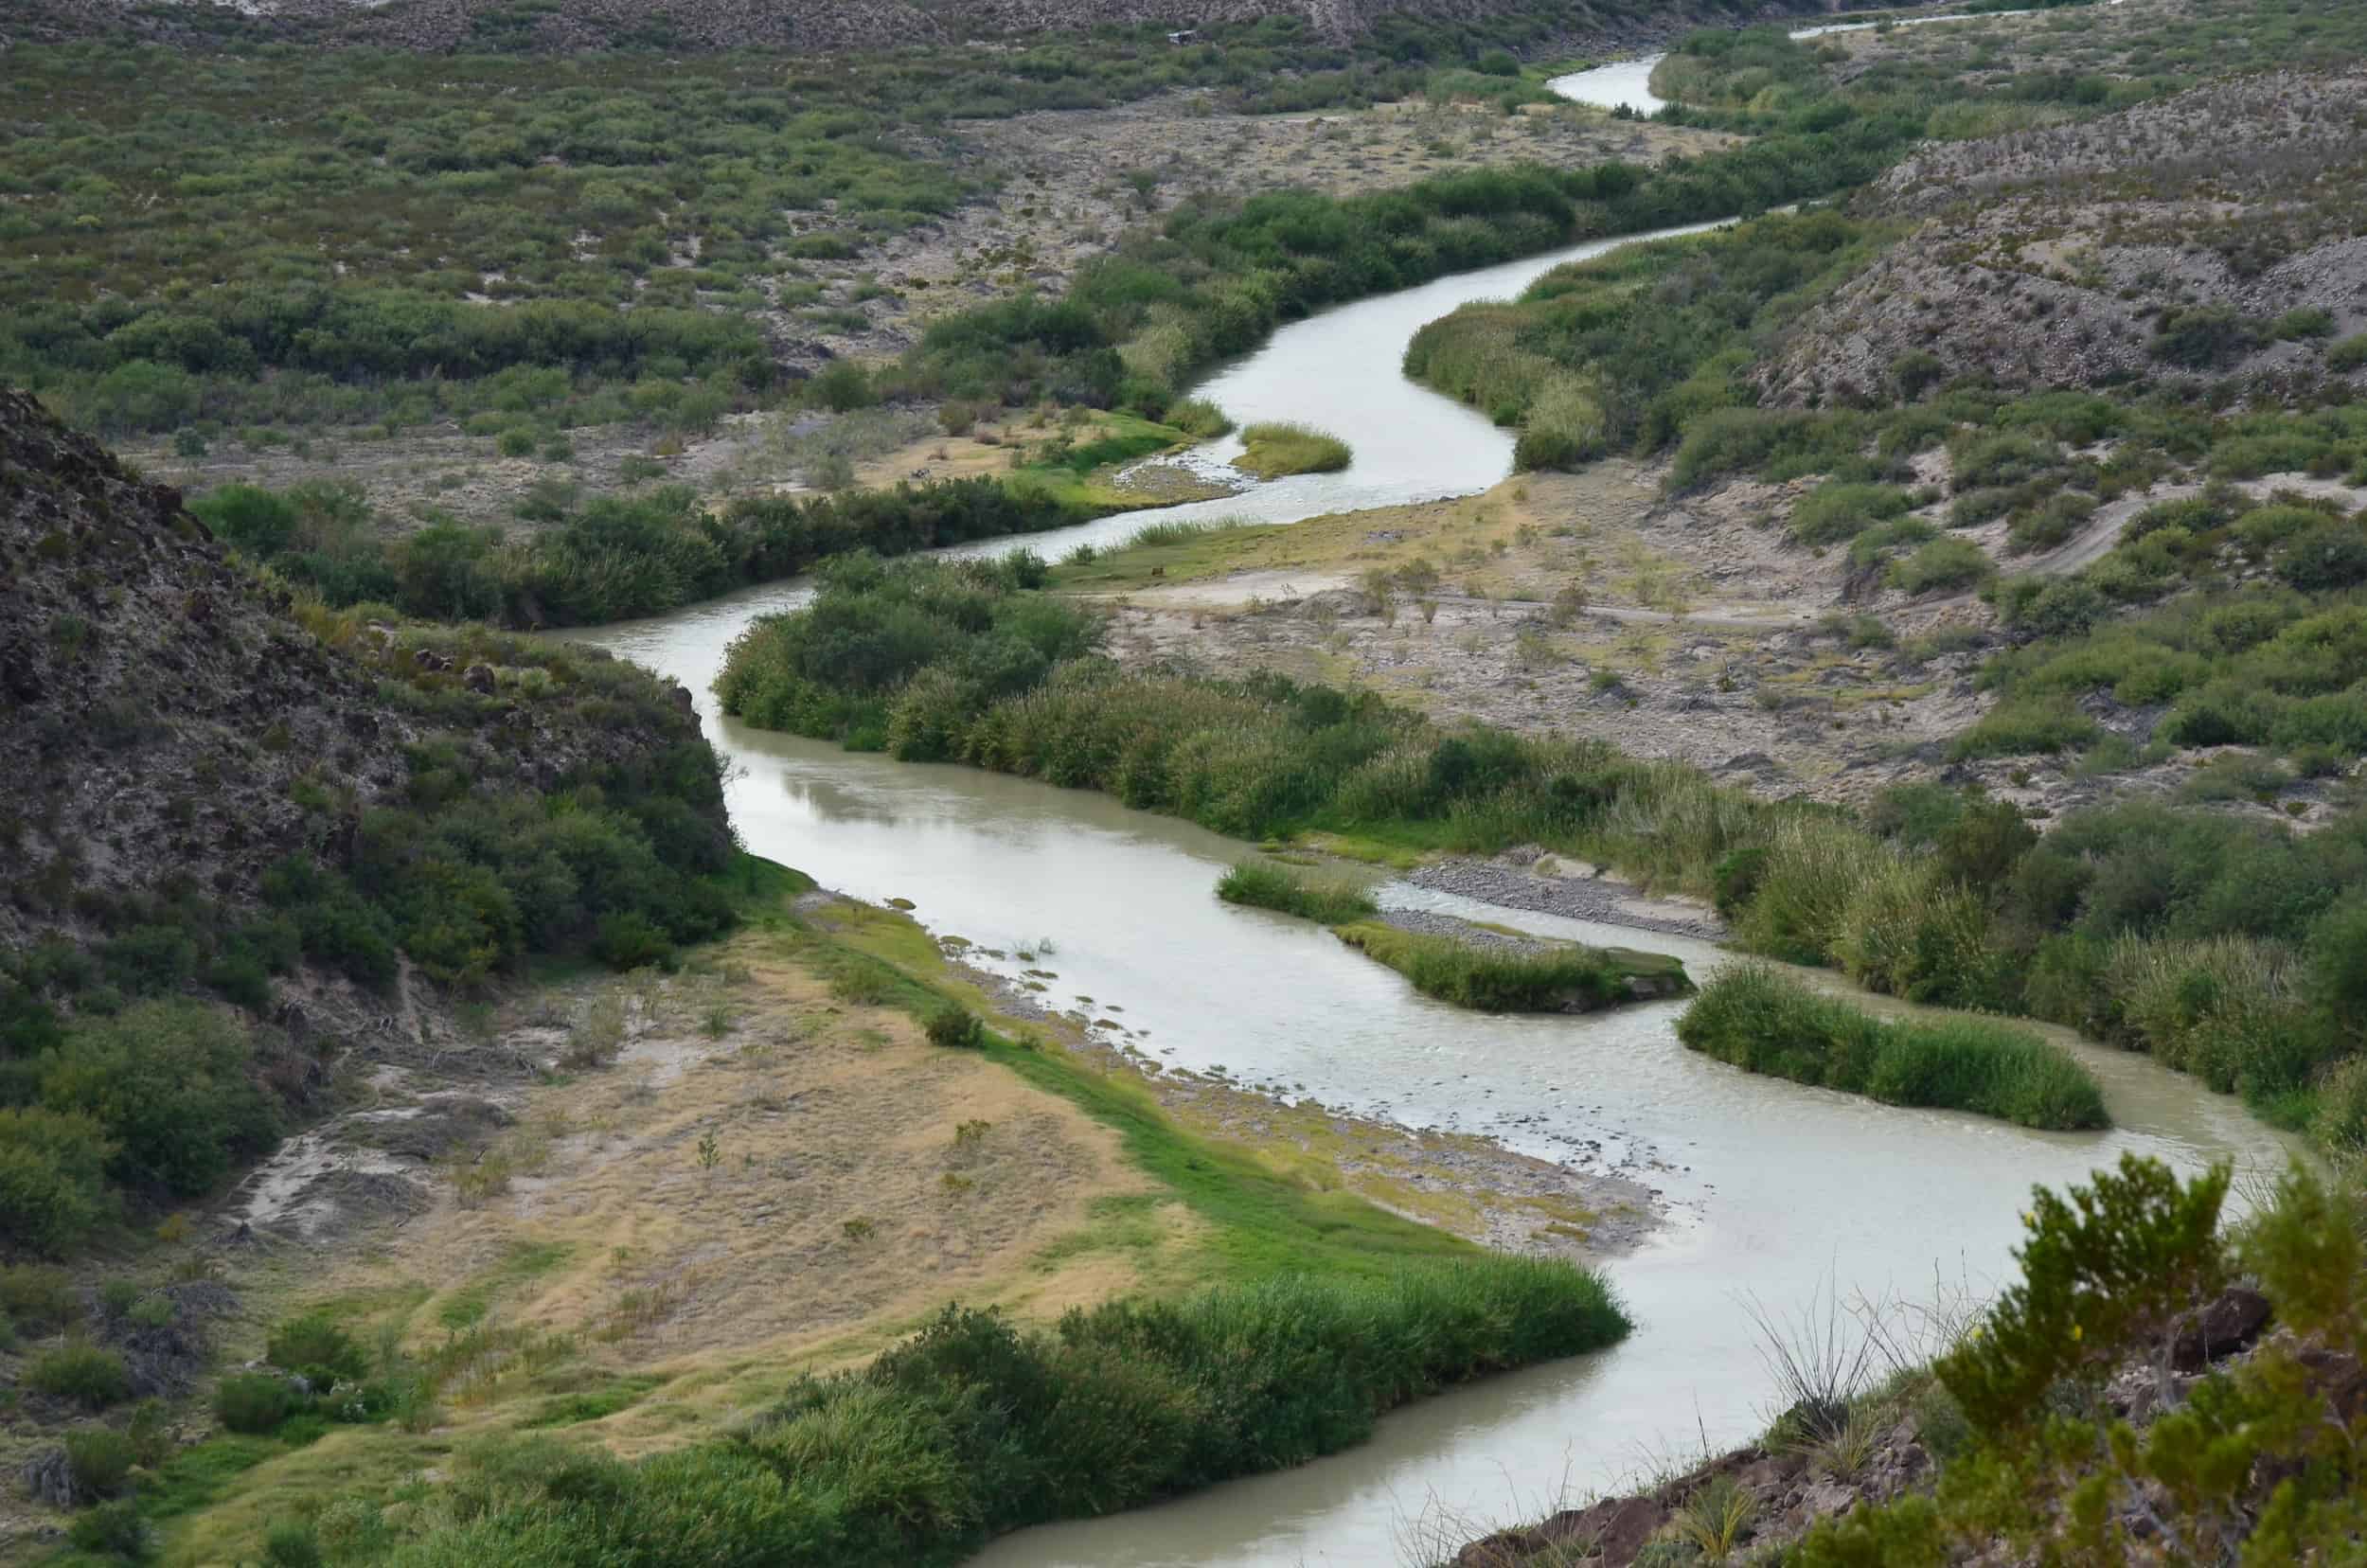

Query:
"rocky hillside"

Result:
[[1756, 69, 2367, 405], [0, 387, 715, 959], [10, 0, 1823, 50]]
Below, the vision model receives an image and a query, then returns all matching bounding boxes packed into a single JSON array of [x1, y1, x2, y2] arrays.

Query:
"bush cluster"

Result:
[[356, 1257, 1628, 1566]]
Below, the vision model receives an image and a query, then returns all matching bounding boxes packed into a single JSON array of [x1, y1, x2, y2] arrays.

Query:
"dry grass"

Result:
[[298, 931, 1177, 1452]]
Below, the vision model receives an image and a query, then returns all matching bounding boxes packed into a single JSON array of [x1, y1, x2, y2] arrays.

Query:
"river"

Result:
[[1545, 9, 2047, 117], [569, 122, 2291, 1568]]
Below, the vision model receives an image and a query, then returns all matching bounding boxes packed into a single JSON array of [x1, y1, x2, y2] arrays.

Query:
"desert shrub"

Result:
[[259, 1522, 325, 1568], [67, 1501, 149, 1559], [1831, 865, 2016, 1012], [922, 1005, 984, 1049], [0, 1262, 80, 1335], [2327, 333, 2367, 373], [1710, 847, 1768, 918], [266, 1313, 371, 1385], [64, 1426, 140, 1497], [1214, 863, 1378, 924], [1677, 964, 2105, 1130], [1888, 537, 1992, 594], [0, 1108, 116, 1256], [29, 1345, 134, 1410], [1949, 699, 2099, 759], [2149, 305, 2260, 369], [1790, 482, 1912, 546], [217, 1372, 307, 1435], [2274, 520, 2367, 590]]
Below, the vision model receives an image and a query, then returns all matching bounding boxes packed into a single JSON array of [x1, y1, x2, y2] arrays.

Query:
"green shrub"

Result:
[[2328, 333, 2367, 373], [592, 912, 675, 972], [1676, 964, 2106, 1130], [1790, 482, 1912, 546], [64, 1426, 140, 1497], [1949, 699, 2100, 759], [67, 1500, 150, 1560], [1888, 537, 1993, 595], [0, 1108, 116, 1256], [2310, 1058, 2367, 1152], [216, 1372, 306, 1435], [28, 1345, 134, 1410], [922, 1005, 984, 1049], [262, 1521, 325, 1568], [2149, 305, 2260, 369], [1710, 847, 1768, 919], [39, 1001, 277, 1198], [1214, 863, 1378, 925], [266, 1314, 371, 1385], [0, 1262, 80, 1335], [1936, 1154, 2225, 1434]]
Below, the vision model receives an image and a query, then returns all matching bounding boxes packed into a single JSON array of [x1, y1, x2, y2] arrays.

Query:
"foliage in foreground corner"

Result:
[[1799, 1155, 2367, 1566]]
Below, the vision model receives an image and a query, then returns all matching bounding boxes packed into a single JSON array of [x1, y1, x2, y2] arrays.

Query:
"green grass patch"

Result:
[[522, 1376, 665, 1430], [1232, 422, 1353, 479], [1215, 861, 1379, 924], [1677, 964, 2108, 1131], [1334, 920, 1691, 1014]]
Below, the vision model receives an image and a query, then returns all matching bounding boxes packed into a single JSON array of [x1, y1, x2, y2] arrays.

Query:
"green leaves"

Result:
[[1939, 1154, 2229, 1437]]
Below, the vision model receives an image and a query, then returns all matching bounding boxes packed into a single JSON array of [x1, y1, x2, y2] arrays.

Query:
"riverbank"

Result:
[[34, 861, 1654, 1566]]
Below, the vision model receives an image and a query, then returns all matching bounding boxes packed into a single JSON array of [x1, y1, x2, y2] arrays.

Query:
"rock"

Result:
[[21, 1447, 78, 1509], [461, 662, 496, 694], [1801, 1479, 1858, 1520], [2169, 1286, 2271, 1371], [667, 682, 695, 713], [1452, 1495, 1665, 1567]]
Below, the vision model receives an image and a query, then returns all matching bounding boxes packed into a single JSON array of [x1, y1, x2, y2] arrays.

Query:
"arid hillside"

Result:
[[1757, 68, 2367, 405], [0, 389, 721, 959], [9, 0, 1823, 50]]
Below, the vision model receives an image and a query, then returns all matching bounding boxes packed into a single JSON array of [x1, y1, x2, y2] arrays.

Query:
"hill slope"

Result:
[[0, 386, 738, 1257]]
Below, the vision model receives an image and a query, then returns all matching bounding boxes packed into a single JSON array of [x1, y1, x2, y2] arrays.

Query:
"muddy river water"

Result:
[[572, 160, 2294, 1565]]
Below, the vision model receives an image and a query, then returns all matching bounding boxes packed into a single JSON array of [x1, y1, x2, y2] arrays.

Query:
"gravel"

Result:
[[1405, 857, 1725, 942]]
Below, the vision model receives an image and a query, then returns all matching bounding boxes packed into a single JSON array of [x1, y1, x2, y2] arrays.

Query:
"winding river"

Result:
[[571, 63, 2290, 1565], [1546, 9, 2050, 117]]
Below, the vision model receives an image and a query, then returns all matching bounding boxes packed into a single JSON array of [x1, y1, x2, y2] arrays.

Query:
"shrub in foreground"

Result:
[[371, 1257, 1628, 1567], [1677, 963, 2108, 1130], [1214, 862, 1379, 924]]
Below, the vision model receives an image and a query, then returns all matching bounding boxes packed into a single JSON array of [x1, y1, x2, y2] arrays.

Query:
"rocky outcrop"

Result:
[[1756, 70, 2367, 407], [0, 388, 721, 954]]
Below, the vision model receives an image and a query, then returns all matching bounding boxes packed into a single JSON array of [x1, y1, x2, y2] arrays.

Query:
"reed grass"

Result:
[[1215, 862, 1379, 924], [1677, 964, 2108, 1131], [1335, 921, 1689, 1013], [1232, 422, 1353, 479]]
